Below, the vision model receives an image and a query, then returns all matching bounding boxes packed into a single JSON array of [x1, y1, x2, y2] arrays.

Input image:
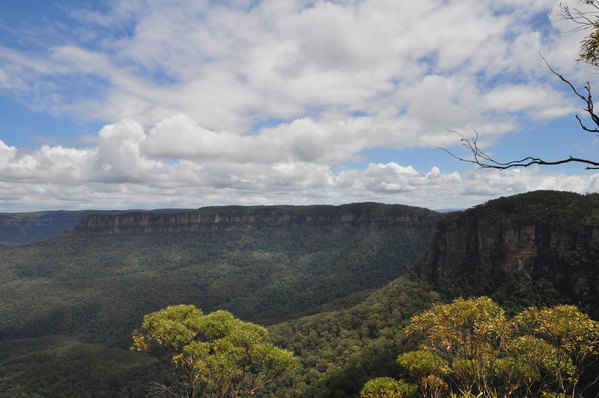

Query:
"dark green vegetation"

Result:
[[0, 192, 597, 397], [0, 211, 98, 245], [0, 209, 196, 245], [0, 202, 438, 396], [263, 191, 599, 397], [266, 276, 441, 397]]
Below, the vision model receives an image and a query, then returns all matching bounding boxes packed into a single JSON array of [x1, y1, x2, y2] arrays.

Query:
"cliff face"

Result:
[[74, 203, 438, 234], [421, 215, 599, 279], [416, 191, 599, 314]]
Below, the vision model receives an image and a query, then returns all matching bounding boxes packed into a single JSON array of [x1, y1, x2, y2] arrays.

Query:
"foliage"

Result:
[[265, 276, 441, 397], [469, 190, 599, 228], [0, 204, 438, 340], [558, 0, 599, 67], [0, 195, 597, 397], [397, 351, 449, 398], [360, 377, 417, 398], [0, 203, 438, 395], [131, 304, 296, 398], [0, 336, 160, 397], [364, 297, 599, 398], [404, 297, 511, 396], [514, 304, 599, 395]]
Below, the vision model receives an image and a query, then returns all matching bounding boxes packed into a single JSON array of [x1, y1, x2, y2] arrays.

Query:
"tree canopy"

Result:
[[131, 304, 296, 398], [361, 297, 599, 398]]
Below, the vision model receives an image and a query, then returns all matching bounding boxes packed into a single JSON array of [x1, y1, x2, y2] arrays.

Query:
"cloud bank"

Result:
[[0, 0, 597, 211]]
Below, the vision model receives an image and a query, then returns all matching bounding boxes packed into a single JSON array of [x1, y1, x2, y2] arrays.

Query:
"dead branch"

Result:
[[440, 130, 599, 170], [442, 59, 599, 170]]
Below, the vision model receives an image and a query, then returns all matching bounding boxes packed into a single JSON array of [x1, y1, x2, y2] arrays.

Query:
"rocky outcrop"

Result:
[[73, 203, 439, 234], [420, 215, 599, 280], [415, 191, 599, 313]]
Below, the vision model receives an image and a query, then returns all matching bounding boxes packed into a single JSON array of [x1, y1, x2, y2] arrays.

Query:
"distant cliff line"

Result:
[[75, 203, 437, 234], [74, 203, 439, 234]]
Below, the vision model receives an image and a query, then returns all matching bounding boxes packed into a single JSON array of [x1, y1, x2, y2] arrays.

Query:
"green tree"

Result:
[[360, 377, 417, 398], [404, 297, 511, 396], [363, 298, 599, 398], [131, 304, 296, 398], [514, 305, 599, 396], [397, 350, 450, 398]]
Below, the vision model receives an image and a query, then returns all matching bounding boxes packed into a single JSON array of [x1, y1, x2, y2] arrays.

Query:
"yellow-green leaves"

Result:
[[397, 351, 449, 398], [364, 298, 599, 398], [513, 305, 599, 395], [360, 377, 417, 398], [405, 297, 509, 359], [134, 304, 203, 350], [398, 350, 450, 380], [131, 304, 296, 398]]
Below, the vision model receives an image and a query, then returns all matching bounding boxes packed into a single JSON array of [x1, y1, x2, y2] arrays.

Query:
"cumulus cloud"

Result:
[[0, 115, 596, 212], [0, 0, 597, 211], [1, 0, 590, 134]]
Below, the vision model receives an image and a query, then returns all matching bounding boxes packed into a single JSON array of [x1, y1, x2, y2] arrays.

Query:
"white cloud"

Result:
[[2, 0, 587, 134], [0, 116, 596, 212], [482, 84, 575, 119], [0, 0, 597, 211]]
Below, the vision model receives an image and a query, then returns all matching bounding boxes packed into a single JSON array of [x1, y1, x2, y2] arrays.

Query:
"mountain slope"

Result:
[[266, 276, 440, 398], [1, 192, 596, 397], [262, 191, 599, 397], [0, 202, 438, 397]]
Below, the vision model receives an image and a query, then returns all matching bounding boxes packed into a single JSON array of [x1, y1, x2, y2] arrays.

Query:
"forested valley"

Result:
[[0, 191, 597, 397]]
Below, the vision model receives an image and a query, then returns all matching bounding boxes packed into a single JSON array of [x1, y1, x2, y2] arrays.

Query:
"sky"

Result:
[[0, 0, 598, 212]]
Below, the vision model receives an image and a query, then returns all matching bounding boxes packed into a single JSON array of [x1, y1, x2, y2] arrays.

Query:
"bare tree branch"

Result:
[[442, 58, 599, 170], [541, 55, 599, 133], [439, 130, 599, 170]]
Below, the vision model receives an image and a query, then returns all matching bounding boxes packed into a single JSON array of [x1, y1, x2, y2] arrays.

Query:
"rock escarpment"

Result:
[[74, 203, 438, 234], [421, 214, 599, 280], [415, 191, 599, 314]]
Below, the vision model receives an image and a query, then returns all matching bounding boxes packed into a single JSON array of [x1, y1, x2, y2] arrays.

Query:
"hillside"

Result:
[[0, 202, 439, 396], [262, 191, 599, 397], [0, 211, 96, 245], [0, 192, 597, 397], [266, 276, 440, 398]]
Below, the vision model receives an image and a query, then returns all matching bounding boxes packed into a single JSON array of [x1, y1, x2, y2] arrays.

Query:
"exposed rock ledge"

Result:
[[74, 203, 439, 234]]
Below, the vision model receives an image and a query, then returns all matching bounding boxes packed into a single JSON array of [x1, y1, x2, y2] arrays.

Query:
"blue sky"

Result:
[[0, 0, 598, 212]]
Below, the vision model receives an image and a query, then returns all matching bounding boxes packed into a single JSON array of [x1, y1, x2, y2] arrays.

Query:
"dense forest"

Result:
[[0, 191, 597, 397]]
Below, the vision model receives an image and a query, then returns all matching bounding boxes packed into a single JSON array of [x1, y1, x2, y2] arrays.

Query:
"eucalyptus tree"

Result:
[[360, 298, 599, 398], [131, 304, 296, 398]]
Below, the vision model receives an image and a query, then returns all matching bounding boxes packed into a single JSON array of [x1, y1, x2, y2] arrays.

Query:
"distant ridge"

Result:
[[0, 210, 104, 245], [73, 203, 438, 234]]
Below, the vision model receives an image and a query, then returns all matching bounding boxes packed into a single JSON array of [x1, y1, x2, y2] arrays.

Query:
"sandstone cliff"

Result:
[[415, 190, 599, 314], [73, 203, 438, 234]]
